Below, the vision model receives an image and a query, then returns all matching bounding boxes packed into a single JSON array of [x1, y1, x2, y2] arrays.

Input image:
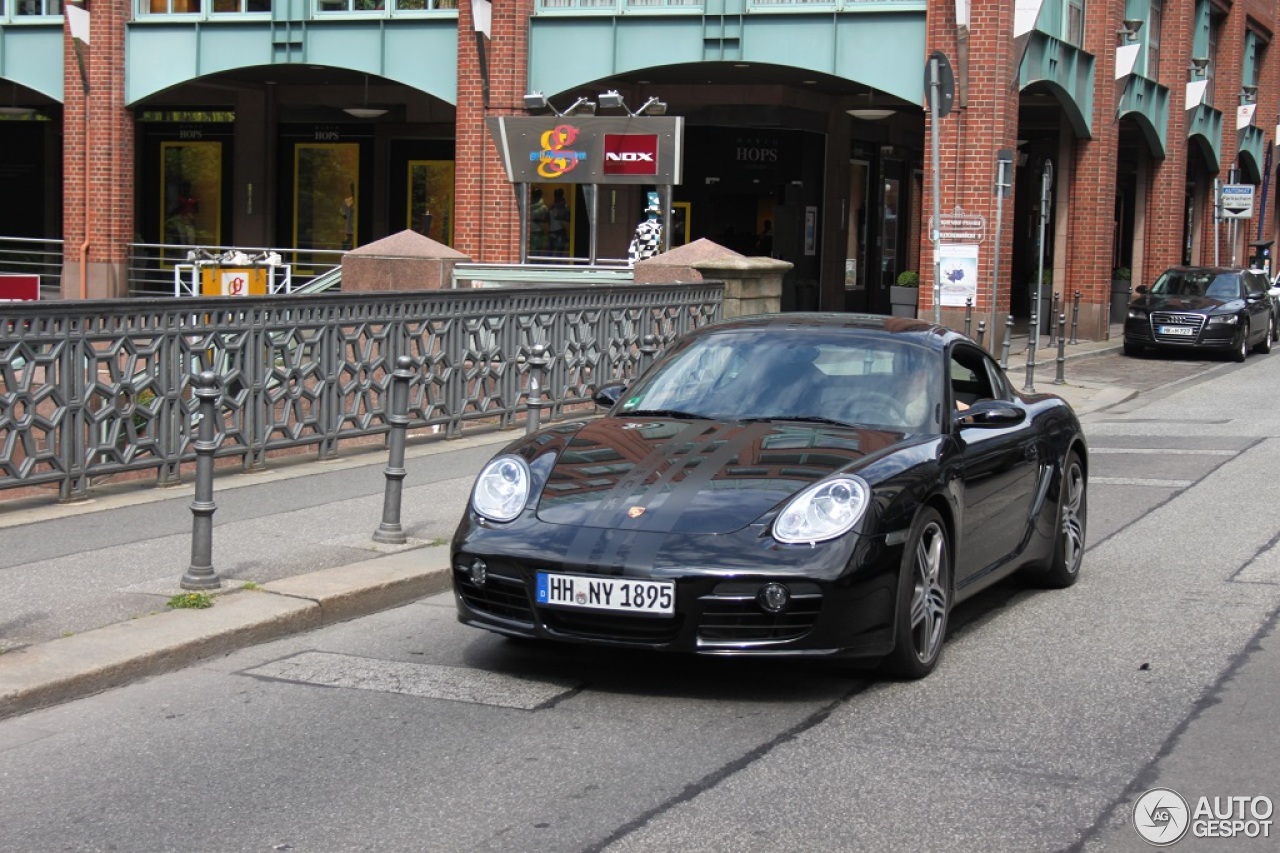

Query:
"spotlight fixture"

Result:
[[633, 96, 667, 116], [1189, 57, 1210, 77], [587, 90, 667, 117], [597, 90, 626, 111], [562, 96, 597, 116], [521, 92, 596, 116], [1118, 18, 1143, 43], [343, 75, 388, 119], [1242, 84, 1259, 103]]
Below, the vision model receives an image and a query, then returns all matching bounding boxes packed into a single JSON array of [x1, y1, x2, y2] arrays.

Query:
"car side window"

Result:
[[948, 345, 1000, 408]]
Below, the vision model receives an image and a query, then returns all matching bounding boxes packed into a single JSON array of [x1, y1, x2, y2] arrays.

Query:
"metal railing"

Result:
[[452, 263, 633, 288], [0, 284, 723, 502], [127, 243, 345, 297], [0, 236, 64, 297]]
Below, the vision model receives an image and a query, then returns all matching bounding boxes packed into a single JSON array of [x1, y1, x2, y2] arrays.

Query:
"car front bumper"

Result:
[[450, 527, 901, 659]]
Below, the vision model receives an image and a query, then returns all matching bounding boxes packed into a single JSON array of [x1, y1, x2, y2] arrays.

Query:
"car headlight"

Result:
[[1127, 308, 1148, 320], [774, 476, 870, 544], [471, 455, 531, 522], [1208, 314, 1239, 325]]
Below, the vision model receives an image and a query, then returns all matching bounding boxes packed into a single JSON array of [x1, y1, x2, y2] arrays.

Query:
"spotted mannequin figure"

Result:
[[627, 193, 664, 266]]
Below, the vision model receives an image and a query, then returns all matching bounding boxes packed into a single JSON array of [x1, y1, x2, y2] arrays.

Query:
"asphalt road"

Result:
[[1, 350, 1278, 852]]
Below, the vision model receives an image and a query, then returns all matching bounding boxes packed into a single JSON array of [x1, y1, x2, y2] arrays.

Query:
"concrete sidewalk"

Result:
[[0, 331, 1133, 720]]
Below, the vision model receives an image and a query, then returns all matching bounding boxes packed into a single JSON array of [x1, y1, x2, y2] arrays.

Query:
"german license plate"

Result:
[[536, 572, 674, 615], [1158, 325, 1195, 336]]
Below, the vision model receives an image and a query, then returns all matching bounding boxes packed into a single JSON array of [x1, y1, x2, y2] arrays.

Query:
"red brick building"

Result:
[[0, 0, 1276, 341]]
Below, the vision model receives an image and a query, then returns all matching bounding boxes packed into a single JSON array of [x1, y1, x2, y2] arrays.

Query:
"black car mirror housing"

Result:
[[592, 382, 627, 408], [954, 399, 1026, 429]]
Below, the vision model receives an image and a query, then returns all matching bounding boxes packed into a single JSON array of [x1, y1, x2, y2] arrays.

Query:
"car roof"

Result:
[[693, 312, 968, 353]]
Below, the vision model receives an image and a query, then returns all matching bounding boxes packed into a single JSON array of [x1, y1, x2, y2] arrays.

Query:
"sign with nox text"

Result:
[[486, 116, 684, 185], [1222, 184, 1255, 219]]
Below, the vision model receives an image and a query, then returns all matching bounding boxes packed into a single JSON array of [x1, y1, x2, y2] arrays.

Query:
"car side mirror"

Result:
[[954, 399, 1026, 429], [592, 382, 627, 409], [1134, 284, 1149, 295]]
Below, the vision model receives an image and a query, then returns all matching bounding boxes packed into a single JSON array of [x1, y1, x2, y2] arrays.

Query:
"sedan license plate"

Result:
[[1158, 325, 1195, 336], [536, 572, 674, 615]]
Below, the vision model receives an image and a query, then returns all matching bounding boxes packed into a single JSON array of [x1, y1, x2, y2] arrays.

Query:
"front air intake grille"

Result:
[[697, 591, 823, 643], [542, 610, 683, 643], [457, 573, 534, 626]]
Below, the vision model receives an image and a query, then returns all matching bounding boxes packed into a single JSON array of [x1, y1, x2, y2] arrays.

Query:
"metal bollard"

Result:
[[372, 355, 415, 545], [525, 343, 549, 436], [1023, 310, 1038, 392], [181, 371, 222, 590], [964, 298, 973, 337], [976, 319, 986, 347], [639, 334, 660, 375], [1054, 314, 1067, 385], [1048, 292, 1060, 346], [1069, 291, 1081, 344], [1000, 314, 1014, 370]]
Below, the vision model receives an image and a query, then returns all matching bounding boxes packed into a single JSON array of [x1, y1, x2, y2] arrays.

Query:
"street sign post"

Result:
[[926, 51, 955, 323]]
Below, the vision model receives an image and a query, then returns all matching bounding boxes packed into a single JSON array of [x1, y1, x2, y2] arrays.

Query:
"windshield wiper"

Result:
[[738, 415, 855, 428], [624, 408, 704, 419]]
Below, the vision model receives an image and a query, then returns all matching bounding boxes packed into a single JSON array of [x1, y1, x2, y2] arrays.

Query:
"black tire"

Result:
[[1232, 324, 1249, 362], [1036, 451, 1087, 589], [1272, 312, 1279, 343], [1122, 340, 1143, 358], [1255, 316, 1273, 354], [883, 507, 951, 680]]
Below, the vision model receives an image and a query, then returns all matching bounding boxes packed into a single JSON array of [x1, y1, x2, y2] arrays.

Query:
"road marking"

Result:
[[1089, 477, 1193, 488], [1088, 448, 1236, 456], [245, 651, 580, 710]]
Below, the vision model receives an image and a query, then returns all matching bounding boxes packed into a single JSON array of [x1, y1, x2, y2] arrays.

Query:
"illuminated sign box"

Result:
[[487, 116, 684, 185]]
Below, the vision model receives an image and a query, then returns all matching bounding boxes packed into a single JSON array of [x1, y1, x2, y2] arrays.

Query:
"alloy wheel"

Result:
[[1060, 460, 1085, 576], [909, 520, 948, 663]]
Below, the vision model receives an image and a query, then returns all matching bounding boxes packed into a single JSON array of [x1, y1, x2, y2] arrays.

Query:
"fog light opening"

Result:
[[469, 559, 488, 587], [757, 582, 790, 614]]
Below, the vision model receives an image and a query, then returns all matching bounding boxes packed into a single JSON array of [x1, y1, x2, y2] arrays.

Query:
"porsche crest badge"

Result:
[[627, 506, 646, 518]]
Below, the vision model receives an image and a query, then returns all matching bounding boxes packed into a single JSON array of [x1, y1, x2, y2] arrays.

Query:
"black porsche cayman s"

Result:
[[451, 314, 1088, 679]]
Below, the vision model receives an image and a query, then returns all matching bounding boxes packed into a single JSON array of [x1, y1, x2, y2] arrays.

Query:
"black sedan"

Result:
[[451, 314, 1088, 679], [1123, 266, 1274, 361]]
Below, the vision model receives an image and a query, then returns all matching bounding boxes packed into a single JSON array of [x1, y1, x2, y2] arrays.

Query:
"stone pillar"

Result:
[[341, 230, 470, 292], [633, 238, 790, 317]]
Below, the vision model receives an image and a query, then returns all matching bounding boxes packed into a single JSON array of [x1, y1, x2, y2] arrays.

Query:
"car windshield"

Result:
[[618, 329, 943, 433], [1150, 271, 1241, 300]]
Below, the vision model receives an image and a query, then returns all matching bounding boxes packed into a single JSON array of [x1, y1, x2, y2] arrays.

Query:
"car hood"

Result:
[[1133, 294, 1236, 313], [532, 417, 917, 534]]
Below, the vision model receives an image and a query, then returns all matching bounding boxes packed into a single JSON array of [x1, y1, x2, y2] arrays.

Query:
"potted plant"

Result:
[[890, 270, 919, 317]]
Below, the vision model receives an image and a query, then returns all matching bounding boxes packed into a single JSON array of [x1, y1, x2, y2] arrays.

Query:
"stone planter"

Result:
[[889, 285, 919, 318]]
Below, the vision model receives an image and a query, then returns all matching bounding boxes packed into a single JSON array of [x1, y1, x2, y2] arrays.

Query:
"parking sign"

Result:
[[1222, 184, 1255, 219]]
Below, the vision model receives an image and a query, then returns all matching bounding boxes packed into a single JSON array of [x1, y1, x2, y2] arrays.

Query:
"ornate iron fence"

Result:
[[0, 284, 723, 501]]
